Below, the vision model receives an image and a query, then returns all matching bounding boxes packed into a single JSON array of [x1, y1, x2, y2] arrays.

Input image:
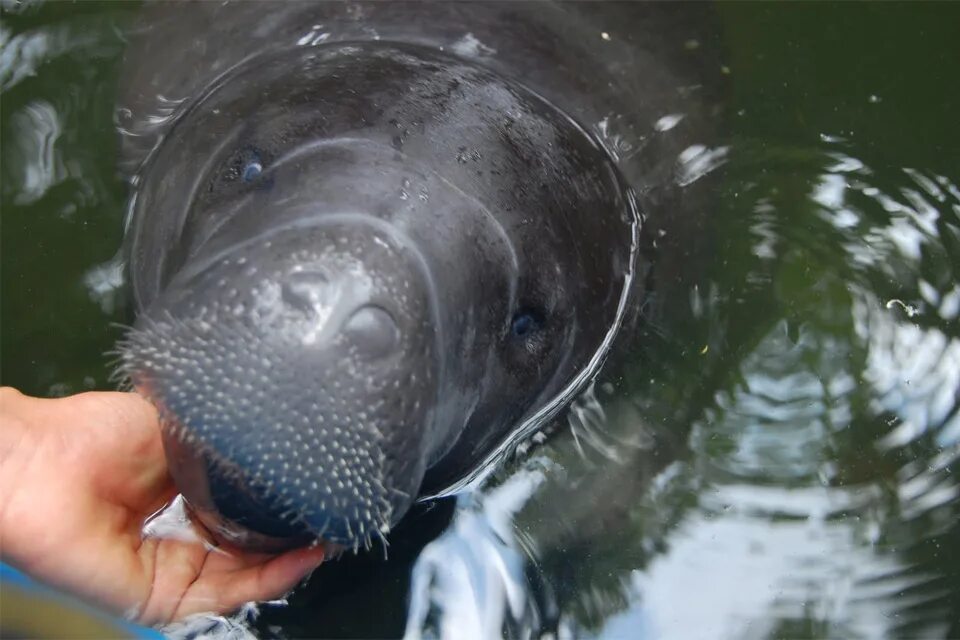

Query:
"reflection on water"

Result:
[[2, 2, 959, 639], [6, 99, 62, 205], [407, 471, 546, 640], [1, 1, 134, 397]]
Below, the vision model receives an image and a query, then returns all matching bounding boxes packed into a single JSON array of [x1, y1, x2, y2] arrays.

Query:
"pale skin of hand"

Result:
[[0, 387, 326, 626]]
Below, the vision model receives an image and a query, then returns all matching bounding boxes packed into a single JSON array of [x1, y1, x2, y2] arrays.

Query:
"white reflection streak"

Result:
[[825, 152, 869, 175], [813, 173, 861, 229], [405, 470, 544, 640], [898, 473, 959, 522], [654, 113, 685, 132], [675, 144, 729, 186], [939, 284, 960, 320], [749, 200, 778, 259], [144, 93, 187, 126], [594, 114, 641, 163], [9, 100, 64, 205], [450, 32, 497, 58], [142, 494, 207, 545], [0, 25, 49, 90], [82, 253, 125, 314]]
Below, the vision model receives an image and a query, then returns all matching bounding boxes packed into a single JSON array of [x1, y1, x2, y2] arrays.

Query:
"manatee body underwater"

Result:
[[116, 1, 718, 553]]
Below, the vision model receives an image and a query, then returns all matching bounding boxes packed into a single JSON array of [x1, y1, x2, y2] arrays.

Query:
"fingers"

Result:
[[136, 537, 211, 625], [165, 544, 326, 623], [240, 544, 327, 604], [136, 532, 326, 625]]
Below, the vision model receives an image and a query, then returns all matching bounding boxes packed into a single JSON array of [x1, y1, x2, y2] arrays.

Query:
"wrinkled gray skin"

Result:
[[118, 1, 717, 550]]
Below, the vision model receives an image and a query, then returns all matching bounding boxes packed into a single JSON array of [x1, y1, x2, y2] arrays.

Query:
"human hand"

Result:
[[0, 387, 325, 625]]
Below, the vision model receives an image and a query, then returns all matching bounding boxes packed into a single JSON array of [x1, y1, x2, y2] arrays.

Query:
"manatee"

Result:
[[117, 1, 718, 551]]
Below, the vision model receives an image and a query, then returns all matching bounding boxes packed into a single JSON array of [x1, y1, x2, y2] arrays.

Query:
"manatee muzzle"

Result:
[[123, 218, 441, 549]]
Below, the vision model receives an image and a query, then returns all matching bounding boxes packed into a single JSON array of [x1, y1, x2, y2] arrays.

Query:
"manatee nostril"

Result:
[[280, 270, 330, 314], [341, 304, 400, 358]]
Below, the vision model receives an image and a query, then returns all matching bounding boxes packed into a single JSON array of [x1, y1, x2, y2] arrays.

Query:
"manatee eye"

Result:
[[511, 308, 545, 338], [225, 146, 264, 183], [242, 159, 263, 182]]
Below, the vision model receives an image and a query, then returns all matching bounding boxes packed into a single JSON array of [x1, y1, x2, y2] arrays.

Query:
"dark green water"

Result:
[[2, 2, 959, 639]]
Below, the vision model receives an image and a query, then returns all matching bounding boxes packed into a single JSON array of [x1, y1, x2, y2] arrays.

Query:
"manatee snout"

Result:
[[124, 220, 441, 549]]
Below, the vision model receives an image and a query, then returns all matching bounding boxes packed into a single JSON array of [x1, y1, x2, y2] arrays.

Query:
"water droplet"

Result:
[[654, 113, 685, 132]]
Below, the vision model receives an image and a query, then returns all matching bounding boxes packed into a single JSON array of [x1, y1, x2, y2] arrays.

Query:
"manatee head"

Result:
[[119, 43, 635, 551]]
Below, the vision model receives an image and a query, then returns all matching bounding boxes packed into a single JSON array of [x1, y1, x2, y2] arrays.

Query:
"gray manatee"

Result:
[[117, 1, 718, 550]]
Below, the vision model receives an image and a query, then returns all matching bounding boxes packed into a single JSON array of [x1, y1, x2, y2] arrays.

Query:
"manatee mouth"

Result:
[[120, 218, 441, 550]]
